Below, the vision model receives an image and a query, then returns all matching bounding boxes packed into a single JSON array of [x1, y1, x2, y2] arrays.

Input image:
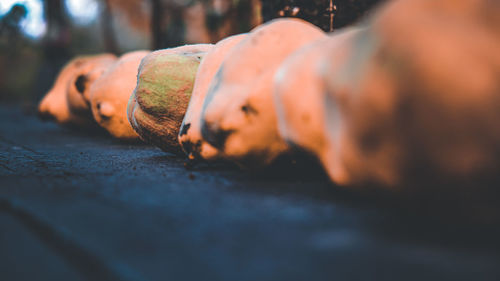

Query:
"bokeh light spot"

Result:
[[65, 0, 98, 25], [0, 0, 46, 39]]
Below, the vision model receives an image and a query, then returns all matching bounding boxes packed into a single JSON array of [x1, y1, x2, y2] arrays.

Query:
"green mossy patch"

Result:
[[136, 53, 201, 117]]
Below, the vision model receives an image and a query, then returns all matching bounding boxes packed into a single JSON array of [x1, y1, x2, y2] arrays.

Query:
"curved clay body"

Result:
[[274, 27, 361, 167], [322, 0, 500, 187], [178, 34, 248, 161], [200, 18, 326, 167], [128, 44, 213, 152], [38, 55, 114, 126], [90, 50, 150, 140], [67, 54, 117, 120]]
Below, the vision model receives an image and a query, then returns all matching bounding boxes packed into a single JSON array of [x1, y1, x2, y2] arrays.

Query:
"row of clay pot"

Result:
[[39, 0, 500, 189]]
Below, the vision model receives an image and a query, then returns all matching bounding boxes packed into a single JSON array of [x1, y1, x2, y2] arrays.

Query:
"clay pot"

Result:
[[200, 18, 326, 167], [39, 55, 115, 126], [127, 44, 213, 151], [274, 27, 361, 174], [90, 51, 150, 140], [67, 54, 117, 121], [321, 0, 500, 187], [178, 34, 248, 161]]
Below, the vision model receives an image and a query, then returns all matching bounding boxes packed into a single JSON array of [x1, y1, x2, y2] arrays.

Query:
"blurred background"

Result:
[[0, 0, 381, 105]]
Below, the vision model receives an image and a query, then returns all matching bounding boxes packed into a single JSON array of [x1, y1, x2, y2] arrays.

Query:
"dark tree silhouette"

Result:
[[0, 4, 28, 39], [151, 0, 163, 49], [43, 0, 71, 58], [261, 0, 385, 31], [101, 0, 119, 54]]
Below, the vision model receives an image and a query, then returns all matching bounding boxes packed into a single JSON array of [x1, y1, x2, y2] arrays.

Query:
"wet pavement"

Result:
[[1, 105, 499, 281]]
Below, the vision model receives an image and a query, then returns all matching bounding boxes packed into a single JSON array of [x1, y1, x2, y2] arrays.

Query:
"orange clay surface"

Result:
[[90, 51, 150, 140], [274, 27, 361, 178], [178, 34, 248, 161], [39, 55, 115, 127], [321, 0, 500, 187], [200, 18, 326, 167], [67, 54, 117, 119]]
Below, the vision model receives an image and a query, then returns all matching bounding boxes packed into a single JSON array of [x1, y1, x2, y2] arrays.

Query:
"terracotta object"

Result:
[[66, 54, 117, 121], [128, 44, 213, 152], [200, 18, 326, 167], [178, 34, 248, 161], [322, 0, 500, 187], [38, 55, 114, 126], [274, 27, 361, 169], [90, 51, 150, 140]]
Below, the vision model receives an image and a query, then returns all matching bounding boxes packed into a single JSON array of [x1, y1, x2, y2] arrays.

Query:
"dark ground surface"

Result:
[[1, 104, 500, 281]]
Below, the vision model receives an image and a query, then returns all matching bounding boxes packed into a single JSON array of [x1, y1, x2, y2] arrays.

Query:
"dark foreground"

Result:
[[1, 105, 499, 281]]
